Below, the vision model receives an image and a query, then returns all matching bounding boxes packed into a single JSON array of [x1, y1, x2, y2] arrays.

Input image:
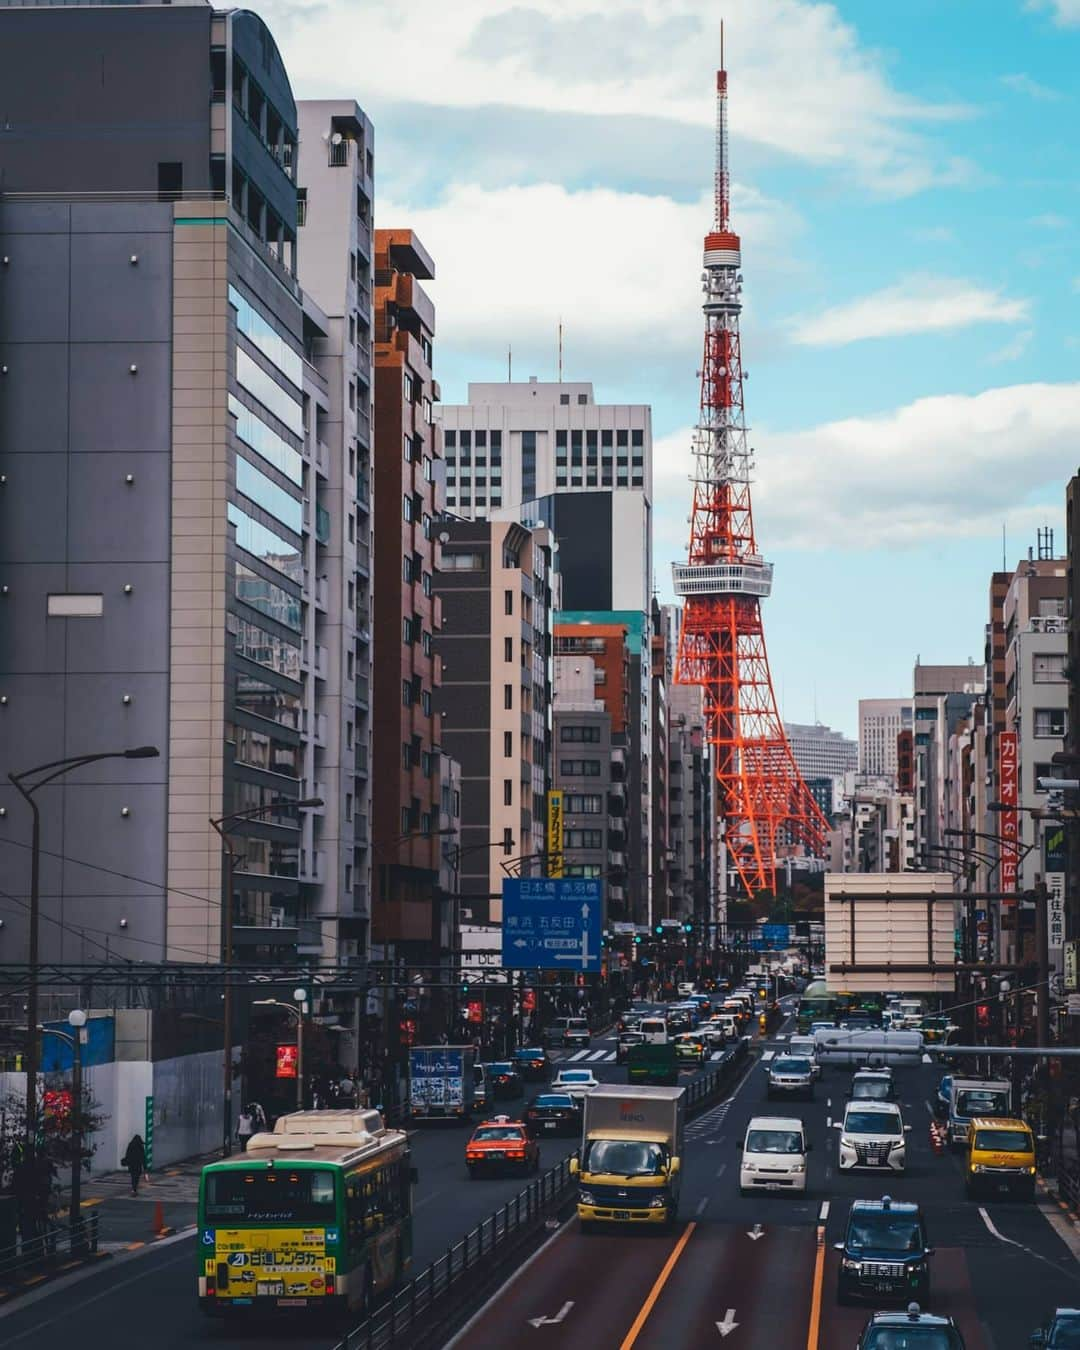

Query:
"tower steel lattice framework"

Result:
[[673, 56, 830, 897]]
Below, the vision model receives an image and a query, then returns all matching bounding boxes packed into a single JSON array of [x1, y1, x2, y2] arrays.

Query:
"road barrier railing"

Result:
[[0, 1210, 100, 1290], [334, 1035, 753, 1350]]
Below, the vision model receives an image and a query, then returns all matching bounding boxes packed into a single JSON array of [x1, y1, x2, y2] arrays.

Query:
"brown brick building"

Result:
[[372, 229, 443, 954]]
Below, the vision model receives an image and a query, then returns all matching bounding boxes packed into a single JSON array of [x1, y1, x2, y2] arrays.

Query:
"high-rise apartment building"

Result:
[[912, 662, 984, 864], [858, 699, 913, 783], [295, 100, 375, 964], [433, 519, 555, 926], [0, 4, 368, 1046], [371, 229, 444, 958], [784, 722, 858, 783]]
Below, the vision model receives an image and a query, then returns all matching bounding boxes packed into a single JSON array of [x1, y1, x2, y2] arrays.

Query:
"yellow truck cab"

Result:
[[571, 1084, 684, 1229], [965, 1116, 1036, 1199]]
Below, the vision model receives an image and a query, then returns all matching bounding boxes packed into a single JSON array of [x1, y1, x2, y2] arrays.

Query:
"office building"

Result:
[[295, 99, 375, 965], [371, 228, 444, 958], [858, 699, 913, 784], [0, 4, 369, 1042], [784, 722, 858, 784], [912, 662, 984, 865], [433, 518, 556, 926]]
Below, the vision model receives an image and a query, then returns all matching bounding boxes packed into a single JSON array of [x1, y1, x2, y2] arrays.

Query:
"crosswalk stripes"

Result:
[[550, 1048, 616, 1063], [761, 1049, 775, 1061]]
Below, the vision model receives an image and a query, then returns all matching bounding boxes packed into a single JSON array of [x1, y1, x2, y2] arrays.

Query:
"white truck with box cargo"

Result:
[[948, 1078, 1011, 1148], [824, 873, 956, 997], [571, 1084, 685, 1229]]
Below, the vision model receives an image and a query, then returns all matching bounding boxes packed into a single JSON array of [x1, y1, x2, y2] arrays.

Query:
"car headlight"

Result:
[[578, 1190, 595, 1205], [790, 1163, 806, 1173], [1029, 1166, 1037, 1175], [839, 1137, 854, 1150], [971, 1163, 987, 1174], [649, 1196, 666, 1208], [841, 1258, 862, 1272]]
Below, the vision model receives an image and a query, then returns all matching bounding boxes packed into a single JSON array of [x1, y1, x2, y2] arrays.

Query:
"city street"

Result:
[[7, 1007, 1080, 1347]]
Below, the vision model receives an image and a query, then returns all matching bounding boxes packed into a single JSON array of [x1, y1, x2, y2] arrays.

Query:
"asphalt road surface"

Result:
[[449, 1009, 1080, 1349], [5, 1007, 1079, 1349]]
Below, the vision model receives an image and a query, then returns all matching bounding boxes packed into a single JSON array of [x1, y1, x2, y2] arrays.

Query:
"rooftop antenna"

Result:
[[507, 344, 512, 382], [1001, 521, 1006, 572]]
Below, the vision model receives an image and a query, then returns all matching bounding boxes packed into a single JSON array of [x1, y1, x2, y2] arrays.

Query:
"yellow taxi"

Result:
[[465, 1115, 540, 1178], [965, 1115, 1036, 1200]]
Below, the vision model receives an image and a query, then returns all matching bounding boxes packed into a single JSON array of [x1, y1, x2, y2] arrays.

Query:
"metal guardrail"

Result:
[[0, 1211, 100, 1288], [334, 1036, 753, 1350]]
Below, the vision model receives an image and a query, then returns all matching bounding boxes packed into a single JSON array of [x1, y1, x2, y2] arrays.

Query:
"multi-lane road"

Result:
[[4, 1007, 1080, 1348]]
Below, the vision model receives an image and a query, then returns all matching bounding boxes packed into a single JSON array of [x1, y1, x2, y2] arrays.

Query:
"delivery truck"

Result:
[[408, 1045, 476, 1121], [948, 1077, 1011, 1148], [571, 1084, 685, 1229]]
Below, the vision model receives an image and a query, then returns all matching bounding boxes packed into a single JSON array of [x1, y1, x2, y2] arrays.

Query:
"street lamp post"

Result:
[[253, 989, 309, 1110], [9, 747, 159, 1149], [210, 797, 322, 1156]]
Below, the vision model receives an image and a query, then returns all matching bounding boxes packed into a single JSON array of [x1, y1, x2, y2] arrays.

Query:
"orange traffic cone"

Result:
[[152, 1200, 173, 1237]]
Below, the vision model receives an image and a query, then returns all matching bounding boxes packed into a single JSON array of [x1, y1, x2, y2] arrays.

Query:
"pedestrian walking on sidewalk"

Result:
[[122, 1134, 146, 1196], [236, 1110, 254, 1152]]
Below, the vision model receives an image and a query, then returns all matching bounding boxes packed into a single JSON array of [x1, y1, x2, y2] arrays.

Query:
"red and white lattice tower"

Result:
[[673, 55, 830, 897]]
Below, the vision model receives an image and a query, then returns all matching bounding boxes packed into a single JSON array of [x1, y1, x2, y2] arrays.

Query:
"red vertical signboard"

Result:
[[999, 730, 1019, 895]]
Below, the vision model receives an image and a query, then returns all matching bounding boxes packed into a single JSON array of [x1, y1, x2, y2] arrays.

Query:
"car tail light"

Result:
[[325, 1275, 335, 1295]]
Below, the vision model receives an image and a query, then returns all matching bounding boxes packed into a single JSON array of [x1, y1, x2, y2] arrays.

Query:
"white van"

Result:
[[638, 1016, 668, 1045], [738, 1116, 809, 1194], [787, 1034, 821, 1079]]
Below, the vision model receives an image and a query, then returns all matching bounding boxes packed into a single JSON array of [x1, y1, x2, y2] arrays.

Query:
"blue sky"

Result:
[[267, 0, 1080, 737]]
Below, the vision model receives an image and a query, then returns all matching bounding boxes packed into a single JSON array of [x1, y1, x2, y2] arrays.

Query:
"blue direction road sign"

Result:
[[760, 923, 790, 950], [501, 879, 603, 972]]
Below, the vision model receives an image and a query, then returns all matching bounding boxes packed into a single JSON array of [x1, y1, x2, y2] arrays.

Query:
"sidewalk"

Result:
[[51, 1149, 214, 1252]]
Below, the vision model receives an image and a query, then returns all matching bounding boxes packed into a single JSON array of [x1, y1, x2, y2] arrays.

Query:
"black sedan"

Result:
[[484, 1061, 524, 1100], [524, 1093, 582, 1137], [512, 1047, 552, 1082], [1032, 1309, 1080, 1346], [616, 1030, 645, 1064]]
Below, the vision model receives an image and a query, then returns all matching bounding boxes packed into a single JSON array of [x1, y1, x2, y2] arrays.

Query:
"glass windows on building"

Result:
[[235, 561, 301, 632], [229, 285, 303, 387], [231, 614, 302, 681], [228, 721, 301, 778], [235, 672, 301, 730], [229, 395, 303, 485], [230, 780, 301, 825], [564, 794, 603, 813], [236, 348, 304, 436], [238, 836, 300, 878], [228, 504, 302, 579], [522, 429, 536, 500], [560, 725, 601, 743], [236, 456, 303, 534], [565, 830, 603, 849]]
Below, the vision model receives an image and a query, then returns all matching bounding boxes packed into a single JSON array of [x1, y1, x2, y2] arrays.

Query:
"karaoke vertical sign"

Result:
[[999, 730, 1019, 894]]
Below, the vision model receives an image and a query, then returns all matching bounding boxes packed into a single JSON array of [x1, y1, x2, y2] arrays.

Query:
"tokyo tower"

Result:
[[673, 49, 829, 898]]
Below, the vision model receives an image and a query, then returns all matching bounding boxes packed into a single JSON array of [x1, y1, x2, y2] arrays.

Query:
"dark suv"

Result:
[[836, 1197, 933, 1305]]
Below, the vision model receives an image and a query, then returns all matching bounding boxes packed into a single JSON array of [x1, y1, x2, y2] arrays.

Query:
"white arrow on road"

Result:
[[529, 1301, 574, 1328], [746, 1223, 764, 1241], [716, 1309, 739, 1337]]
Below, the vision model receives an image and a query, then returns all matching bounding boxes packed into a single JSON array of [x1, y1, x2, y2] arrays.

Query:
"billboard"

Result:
[[824, 872, 957, 994], [998, 730, 1019, 893], [275, 1044, 298, 1079], [546, 791, 565, 878]]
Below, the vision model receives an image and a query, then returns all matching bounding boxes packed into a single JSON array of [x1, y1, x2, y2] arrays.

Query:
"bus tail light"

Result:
[[324, 1275, 335, 1295]]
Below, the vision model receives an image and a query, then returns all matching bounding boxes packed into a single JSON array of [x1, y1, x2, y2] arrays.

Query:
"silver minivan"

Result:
[[638, 1016, 668, 1045]]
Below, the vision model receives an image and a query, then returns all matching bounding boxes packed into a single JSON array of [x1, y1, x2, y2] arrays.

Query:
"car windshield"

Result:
[[558, 1071, 592, 1083], [533, 1095, 574, 1109], [746, 1129, 802, 1154], [1049, 1317, 1080, 1347], [773, 1058, 812, 1073], [516, 1049, 545, 1059], [583, 1139, 667, 1176], [973, 1128, 1031, 1152], [863, 1330, 961, 1349], [846, 1110, 901, 1135], [488, 1063, 513, 1075], [620, 1032, 644, 1043], [567, 1020, 588, 1030], [955, 1089, 1009, 1117], [472, 1126, 523, 1142], [847, 1216, 923, 1252], [853, 1080, 891, 1100]]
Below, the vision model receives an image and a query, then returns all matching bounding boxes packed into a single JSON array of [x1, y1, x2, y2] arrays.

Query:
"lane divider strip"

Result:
[[806, 1221, 826, 1350], [618, 1222, 697, 1350]]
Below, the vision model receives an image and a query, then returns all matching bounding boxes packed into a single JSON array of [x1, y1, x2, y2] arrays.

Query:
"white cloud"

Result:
[[1030, 212, 1069, 229], [787, 275, 1030, 347], [380, 180, 799, 378], [269, 0, 972, 197], [652, 383, 1080, 560], [1001, 72, 1065, 100], [1026, 0, 1080, 25], [986, 329, 1034, 364]]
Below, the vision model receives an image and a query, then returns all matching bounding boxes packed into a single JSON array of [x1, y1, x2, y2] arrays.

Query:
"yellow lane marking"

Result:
[[618, 1221, 697, 1350], [80, 1198, 103, 1208], [806, 1225, 826, 1350], [126, 1241, 146, 1251]]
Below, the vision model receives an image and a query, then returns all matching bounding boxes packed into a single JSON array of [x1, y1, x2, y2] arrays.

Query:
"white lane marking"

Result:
[[827, 1098, 832, 1109], [444, 1218, 572, 1348], [826, 1117, 832, 1129], [922, 1053, 933, 1064], [924, 1099, 935, 1118], [585, 1050, 607, 1062], [528, 1301, 574, 1328], [978, 1207, 1022, 1248], [717, 1309, 739, 1337], [746, 1223, 765, 1241], [818, 1200, 830, 1224], [696, 1197, 710, 1216], [716, 1163, 727, 1178], [761, 1050, 775, 1061], [568, 1049, 590, 1062]]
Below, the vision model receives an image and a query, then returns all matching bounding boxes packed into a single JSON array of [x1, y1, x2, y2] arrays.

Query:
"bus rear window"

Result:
[[205, 1168, 336, 1222]]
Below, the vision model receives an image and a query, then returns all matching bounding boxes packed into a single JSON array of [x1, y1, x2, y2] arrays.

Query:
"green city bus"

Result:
[[197, 1109, 413, 1319], [797, 981, 882, 1033]]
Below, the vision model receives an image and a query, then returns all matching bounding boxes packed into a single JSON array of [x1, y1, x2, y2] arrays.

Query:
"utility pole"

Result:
[[1035, 879, 1050, 1052]]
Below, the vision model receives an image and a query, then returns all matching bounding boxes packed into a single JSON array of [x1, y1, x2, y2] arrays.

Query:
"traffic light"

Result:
[[633, 935, 642, 945], [654, 924, 664, 937], [976, 1003, 991, 1030], [460, 979, 471, 997], [683, 922, 693, 934]]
